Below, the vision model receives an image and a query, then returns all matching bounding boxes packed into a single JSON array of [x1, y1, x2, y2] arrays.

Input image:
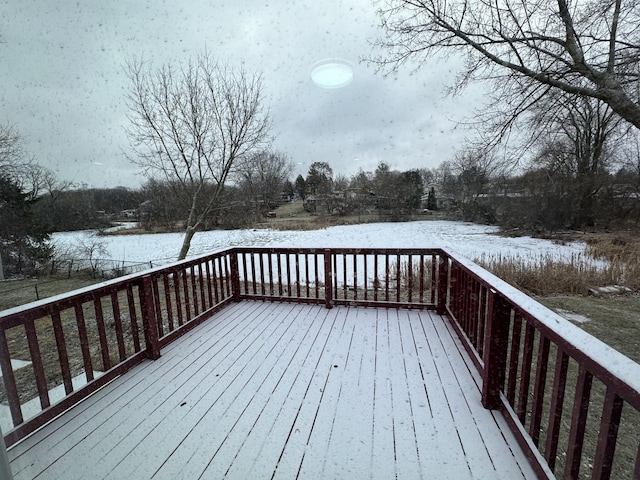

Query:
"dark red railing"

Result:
[[443, 250, 640, 480], [0, 249, 234, 447], [1, 246, 639, 479], [233, 247, 443, 309]]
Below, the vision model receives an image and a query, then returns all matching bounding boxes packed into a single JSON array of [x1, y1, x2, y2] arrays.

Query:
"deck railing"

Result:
[[443, 251, 640, 480], [0, 249, 234, 447], [1, 246, 639, 479]]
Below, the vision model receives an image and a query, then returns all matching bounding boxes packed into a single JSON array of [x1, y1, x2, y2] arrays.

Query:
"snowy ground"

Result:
[[52, 220, 589, 267]]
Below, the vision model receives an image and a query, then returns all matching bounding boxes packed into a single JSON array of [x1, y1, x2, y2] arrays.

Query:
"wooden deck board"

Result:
[[8, 302, 537, 479]]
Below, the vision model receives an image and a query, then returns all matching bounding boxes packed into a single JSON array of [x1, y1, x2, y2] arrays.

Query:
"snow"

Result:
[[51, 220, 587, 267], [0, 360, 31, 377], [555, 309, 590, 324]]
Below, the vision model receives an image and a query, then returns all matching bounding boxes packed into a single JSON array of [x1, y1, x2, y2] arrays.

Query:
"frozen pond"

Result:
[[51, 220, 588, 267]]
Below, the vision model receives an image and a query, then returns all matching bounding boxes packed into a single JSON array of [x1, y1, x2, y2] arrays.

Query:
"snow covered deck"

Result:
[[7, 301, 536, 479]]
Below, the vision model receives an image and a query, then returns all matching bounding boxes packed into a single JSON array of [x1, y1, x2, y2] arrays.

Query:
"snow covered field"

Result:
[[52, 220, 588, 266]]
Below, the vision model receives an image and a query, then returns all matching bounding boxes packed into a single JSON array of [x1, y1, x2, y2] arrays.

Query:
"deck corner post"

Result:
[[437, 253, 449, 315], [230, 251, 241, 302], [323, 249, 333, 309], [481, 291, 511, 409], [140, 274, 161, 360]]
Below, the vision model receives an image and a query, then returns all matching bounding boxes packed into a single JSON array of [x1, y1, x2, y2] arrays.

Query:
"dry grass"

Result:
[[475, 247, 640, 296], [265, 214, 382, 231]]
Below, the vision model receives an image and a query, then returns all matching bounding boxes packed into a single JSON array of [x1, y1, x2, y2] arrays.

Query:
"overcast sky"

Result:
[[2, 0, 486, 189]]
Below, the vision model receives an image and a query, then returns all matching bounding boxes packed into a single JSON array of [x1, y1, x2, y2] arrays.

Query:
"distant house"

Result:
[[120, 209, 138, 218]]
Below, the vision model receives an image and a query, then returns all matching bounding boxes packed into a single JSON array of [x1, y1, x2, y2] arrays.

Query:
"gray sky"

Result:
[[1, 0, 486, 189]]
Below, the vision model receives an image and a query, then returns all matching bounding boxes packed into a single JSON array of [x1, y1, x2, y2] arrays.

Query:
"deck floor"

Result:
[[8, 302, 536, 479]]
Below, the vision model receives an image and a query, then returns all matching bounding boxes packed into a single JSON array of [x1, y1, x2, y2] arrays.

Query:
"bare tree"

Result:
[[236, 150, 292, 213], [126, 54, 272, 260], [451, 147, 505, 214], [373, 1, 640, 129], [530, 94, 624, 226], [0, 123, 23, 174]]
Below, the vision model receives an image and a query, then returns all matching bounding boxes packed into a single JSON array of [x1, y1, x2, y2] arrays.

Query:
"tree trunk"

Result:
[[178, 226, 197, 261]]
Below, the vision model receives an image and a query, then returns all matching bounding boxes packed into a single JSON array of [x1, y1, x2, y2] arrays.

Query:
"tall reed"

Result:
[[475, 251, 639, 295]]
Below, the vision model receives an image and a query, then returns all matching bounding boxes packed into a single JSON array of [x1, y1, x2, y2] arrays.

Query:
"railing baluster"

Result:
[[449, 263, 460, 318], [24, 320, 50, 409], [481, 292, 511, 409], [517, 322, 536, 422], [468, 277, 478, 344], [343, 253, 348, 300], [152, 276, 164, 337], [437, 255, 447, 315], [363, 253, 368, 301], [224, 254, 232, 297], [314, 252, 319, 299], [304, 253, 310, 298], [205, 260, 213, 306], [269, 252, 275, 295], [545, 350, 569, 470], [229, 252, 241, 302], [592, 389, 625, 480], [110, 291, 126, 362], [174, 271, 184, 326], [74, 304, 94, 381], [277, 253, 283, 297], [93, 296, 111, 371], [180, 269, 191, 321], [476, 285, 487, 357], [564, 365, 593, 479], [51, 310, 73, 395], [295, 254, 300, 297], [530, 336, 551, 445], [396, 253, 401, 303], [324, 249, 333, 309], [199, 263, 207, 310], [250, 253, 257, 295], [374, 254, 379, 302], [353, 253, 357, 301], [190, 265, 199, 315], [126, 285, 141, 352], [285, 253, 292, 297], [506, 313, 523, 404], [0, 329, 23, 426], [407, 254, 413, 303], [418, 253, 424, 304], [385, 254, 390, 301], [430, 253, 437, 305], [334, 253, 340, 300], [260, 253, 266, 297], [163, 274, 174, 331], [242, 252, 249, 295]]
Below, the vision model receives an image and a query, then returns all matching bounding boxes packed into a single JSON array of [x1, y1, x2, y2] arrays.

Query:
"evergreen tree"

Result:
[[294, 174, 307, 200], [0, 174, 52, 276], [427, 187, 437, 210], [305, 162, 333, 195]]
